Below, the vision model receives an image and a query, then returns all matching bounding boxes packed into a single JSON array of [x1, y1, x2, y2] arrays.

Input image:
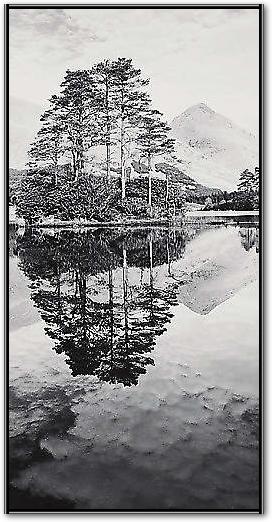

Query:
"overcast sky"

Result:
[[9, 6, 259, 167]]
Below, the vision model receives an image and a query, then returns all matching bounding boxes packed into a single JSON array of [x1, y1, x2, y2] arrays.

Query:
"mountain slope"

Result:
[[10, 96, 44, 169], [171, 103, 258, 191], [154, 162, 222, 197]]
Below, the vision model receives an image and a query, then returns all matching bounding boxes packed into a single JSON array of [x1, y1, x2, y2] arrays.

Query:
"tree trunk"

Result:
[[80, 153, 84, 175], [120, 142, 126, 201], [120, 93, 126, 201], [108, 266, 114, 367], [106, 140, 110, 182], [55, 171, 58, 187], [166, 234, 171, 275], [74, 151, 81, 183], [149, 236, 154, 324], [121, 144, 126, 200], [166, 173, 169, 206], [72, 151, 77, 180], [54, 153, 58, 187], [105, 79, 111, 182], [148, 154, 152, 209], [74, 166, 79, 183]]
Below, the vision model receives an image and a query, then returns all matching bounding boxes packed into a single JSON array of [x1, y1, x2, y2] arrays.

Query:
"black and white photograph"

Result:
[[6, 3, 262, 513]]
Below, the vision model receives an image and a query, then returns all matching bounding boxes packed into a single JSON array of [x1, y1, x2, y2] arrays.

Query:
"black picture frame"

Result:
[[4, 3, 264, 514]]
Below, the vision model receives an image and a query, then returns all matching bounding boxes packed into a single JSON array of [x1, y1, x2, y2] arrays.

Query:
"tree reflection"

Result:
[[17, 227, 187, 386], [239, 226, 259, 253]]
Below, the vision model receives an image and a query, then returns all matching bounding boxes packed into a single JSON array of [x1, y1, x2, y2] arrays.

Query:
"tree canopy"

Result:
[[17, 58, 181, 223]]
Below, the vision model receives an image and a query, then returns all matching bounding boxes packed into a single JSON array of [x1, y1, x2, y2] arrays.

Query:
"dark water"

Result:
[[9, 217, 260, 511]]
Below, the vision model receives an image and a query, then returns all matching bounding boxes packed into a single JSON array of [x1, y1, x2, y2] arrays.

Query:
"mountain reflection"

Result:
[[16, 228, 188, 386]]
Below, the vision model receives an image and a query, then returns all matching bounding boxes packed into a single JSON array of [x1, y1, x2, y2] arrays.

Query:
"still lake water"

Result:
[[9, 217, 259, 511]]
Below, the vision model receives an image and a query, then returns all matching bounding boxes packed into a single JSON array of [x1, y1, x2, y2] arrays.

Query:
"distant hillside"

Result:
[[10, 96, 44, 169], [171, 103, 258, 191], [155, 162, 222, 197], [132, 160, 222, 198], [9, 161, 222, 205]]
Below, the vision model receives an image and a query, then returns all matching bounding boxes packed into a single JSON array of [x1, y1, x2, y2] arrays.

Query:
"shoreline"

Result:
[[9, 210, 259, 229], [187, 210, 259, 217], [31, 218, 174, 229]]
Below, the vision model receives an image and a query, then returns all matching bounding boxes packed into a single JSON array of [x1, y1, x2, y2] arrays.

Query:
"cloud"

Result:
[[9, 8, 104, 62], [8, 6, 259, 167]]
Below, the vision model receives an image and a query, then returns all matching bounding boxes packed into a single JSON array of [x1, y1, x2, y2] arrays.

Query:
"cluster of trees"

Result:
[[18, 58, 179, 223], [237, 167, 259, 194], [233, 167, 259, 210], [186, 191, 222, 206], [16, 227, 189, 385], [203, 167, 260, 211]]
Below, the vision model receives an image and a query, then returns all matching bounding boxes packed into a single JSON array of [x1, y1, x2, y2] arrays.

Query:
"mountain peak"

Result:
[[172, 103, 215, 126], [170, 103, 258, 191], [186, 102, 214, 114]]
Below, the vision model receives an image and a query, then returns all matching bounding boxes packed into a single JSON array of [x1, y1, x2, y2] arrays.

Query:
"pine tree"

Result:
[[28, 69, 101, 183], [162, 153, 179, 207], [27, 107, 64, 186], [92, 60, 118, 182], [238, 169, 255, 193], [111, 58, 150, 200], [52, 69, 101, 181], [135, 110, 175, 209], [253, 166, 260, 193]]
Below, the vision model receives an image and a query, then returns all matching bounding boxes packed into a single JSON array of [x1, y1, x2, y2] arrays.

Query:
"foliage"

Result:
[[234, 167, 259, 210], [202, 167, 260, 212], [16, 168, 186, 224], [237, 168, 259, 194], [16, 169, 55, 223], [16, 168, 122, 223], [17, 57, 179, 221], [135, 110, 175, 163]]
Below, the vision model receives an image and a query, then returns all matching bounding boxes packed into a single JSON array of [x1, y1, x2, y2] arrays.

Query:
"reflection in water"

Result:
[[9, 218, 260, 511], [17, 228, 190, 386], [239, 226, 259, 253]]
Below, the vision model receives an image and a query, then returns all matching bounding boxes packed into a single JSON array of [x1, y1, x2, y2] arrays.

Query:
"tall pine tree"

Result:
[[52, 69, 101, 181], [135, 110, 175, 209], [92, 60, 118, 182], [28, 106, 63, 186], [111, 58, 150, 199]]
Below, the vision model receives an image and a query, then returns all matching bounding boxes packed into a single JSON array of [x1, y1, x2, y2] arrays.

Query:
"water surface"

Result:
[[9, 217, 259, 511]]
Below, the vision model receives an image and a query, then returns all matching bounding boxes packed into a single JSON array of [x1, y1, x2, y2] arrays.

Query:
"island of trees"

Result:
[[15, 58, 187, 226]]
